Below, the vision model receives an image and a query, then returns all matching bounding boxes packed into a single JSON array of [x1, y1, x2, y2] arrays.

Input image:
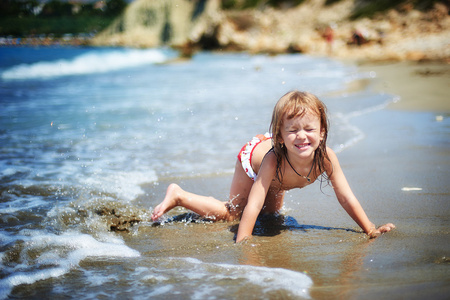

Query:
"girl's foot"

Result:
[[151, 183, 183, 221]]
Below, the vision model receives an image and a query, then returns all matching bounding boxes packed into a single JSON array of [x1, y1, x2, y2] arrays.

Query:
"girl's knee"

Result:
[[224, 200, 244, 221]]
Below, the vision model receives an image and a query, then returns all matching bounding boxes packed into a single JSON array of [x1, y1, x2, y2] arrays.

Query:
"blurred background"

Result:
[[1, 0, 449, 61]]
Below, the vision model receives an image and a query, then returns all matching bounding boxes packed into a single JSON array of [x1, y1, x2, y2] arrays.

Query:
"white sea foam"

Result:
[[128, 258, 313, 299], [0, 198, 48, 214], [79, 169, 158, 201], [1, 48, 171, 80], [401, 187, 423, 191], [0, 231, 139, 298], [0, 232, 16, 246], [176, 257, 312, 298], [0, 167, 19, 177], [328, 93, 397, 152]]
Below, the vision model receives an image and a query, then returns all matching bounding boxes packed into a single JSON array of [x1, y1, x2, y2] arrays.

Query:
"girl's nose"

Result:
[[296, 130, 306, 139]]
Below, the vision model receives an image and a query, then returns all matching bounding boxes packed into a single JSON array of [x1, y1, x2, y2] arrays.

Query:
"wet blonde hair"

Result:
[[269, 90, 331, 182]]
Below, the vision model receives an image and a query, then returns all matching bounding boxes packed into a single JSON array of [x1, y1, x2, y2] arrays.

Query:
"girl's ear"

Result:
[[277, 134, 284, 145], [320, 128, 325, 140]]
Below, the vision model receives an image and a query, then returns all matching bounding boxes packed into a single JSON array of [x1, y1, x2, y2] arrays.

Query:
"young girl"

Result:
[[151, 91, 395, 243]]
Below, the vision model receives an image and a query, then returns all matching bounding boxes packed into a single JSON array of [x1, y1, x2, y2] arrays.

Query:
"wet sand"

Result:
[[130, 61, 450, 299], [359, 60, 450, 112], [338, 60, 450, 298]]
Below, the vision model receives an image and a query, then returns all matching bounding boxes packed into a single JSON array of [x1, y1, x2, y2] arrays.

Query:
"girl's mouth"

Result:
[[295, 143, 310, 150]]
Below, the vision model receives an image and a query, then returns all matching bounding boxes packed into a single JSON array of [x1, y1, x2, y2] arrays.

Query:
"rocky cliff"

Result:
[[91, 0, 221, 50], [91, 0, 450, 61]]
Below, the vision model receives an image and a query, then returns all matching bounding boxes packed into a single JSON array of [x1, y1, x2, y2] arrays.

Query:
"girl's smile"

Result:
[[295, 143, 311, 150]]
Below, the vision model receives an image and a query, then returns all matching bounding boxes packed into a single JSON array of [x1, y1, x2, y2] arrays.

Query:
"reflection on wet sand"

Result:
[[152, 211, 372, 299]]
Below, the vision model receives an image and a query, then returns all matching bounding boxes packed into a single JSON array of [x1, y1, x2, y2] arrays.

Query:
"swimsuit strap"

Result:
[[285, 154, 314, 183]]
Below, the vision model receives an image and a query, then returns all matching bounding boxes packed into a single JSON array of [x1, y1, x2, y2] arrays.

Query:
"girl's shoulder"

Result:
[[256, 148, 278, 183], [252, 140, 275, 164], [326, 146, 337, 158], [326, 147, 341, 162], [261, 148, 277, 166]]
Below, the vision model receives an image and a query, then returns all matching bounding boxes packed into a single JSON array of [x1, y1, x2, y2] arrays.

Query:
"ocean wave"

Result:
[[125, 257, 313, 299], [0, 231, 139, 299], [78, 169, 158, 202], [213, 262, 312, 299], [1, 48, 172, 80]]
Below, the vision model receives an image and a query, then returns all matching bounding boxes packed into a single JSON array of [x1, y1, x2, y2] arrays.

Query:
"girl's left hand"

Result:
[[368, 223, 396, 238]]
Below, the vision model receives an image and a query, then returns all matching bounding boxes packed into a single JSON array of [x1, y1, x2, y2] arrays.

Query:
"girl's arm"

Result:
[[326, 147, 395, 238], [236, 152, 277, 243]]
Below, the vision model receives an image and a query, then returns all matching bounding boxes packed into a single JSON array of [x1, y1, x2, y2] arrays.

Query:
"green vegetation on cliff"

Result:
[[0, 0, 127, 36], [1, 0, 447, 43]]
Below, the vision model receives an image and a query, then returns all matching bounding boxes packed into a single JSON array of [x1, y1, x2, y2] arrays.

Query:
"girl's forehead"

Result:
[[283, 111, 320, 125]]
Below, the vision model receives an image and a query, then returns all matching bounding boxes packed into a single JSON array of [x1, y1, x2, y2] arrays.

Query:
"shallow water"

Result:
[[3, 46, 444, 299]]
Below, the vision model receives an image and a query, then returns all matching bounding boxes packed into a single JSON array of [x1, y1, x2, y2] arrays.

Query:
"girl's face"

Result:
[[280, 111, 324, 159]]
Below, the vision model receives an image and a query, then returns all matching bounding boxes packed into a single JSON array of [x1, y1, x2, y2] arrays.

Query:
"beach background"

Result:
[[328, 60, 450, 299], [142, 60, 450, 300], [1, 0, 450, 299]]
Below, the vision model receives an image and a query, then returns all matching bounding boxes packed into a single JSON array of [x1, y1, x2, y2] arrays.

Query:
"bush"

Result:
[[0, 0, 127, 36]]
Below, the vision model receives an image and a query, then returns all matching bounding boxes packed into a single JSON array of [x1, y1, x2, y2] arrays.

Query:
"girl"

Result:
[[151, 91, 395, 242]]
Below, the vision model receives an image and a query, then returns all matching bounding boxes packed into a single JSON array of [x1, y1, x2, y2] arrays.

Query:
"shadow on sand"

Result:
[[153, 213, 360, 238]]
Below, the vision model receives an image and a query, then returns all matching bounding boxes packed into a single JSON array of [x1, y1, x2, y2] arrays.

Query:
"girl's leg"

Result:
[[151, 183, 230, 221], [261, 188, 285, 213], [227, 160, 254, 219], [151, 160, 254, 222]]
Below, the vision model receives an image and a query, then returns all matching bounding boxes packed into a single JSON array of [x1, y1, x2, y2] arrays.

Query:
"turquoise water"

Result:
[[0, 47, 395, 299]]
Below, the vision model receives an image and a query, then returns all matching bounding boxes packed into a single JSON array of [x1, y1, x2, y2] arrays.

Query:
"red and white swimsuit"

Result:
[[237, 133, 272, 181]]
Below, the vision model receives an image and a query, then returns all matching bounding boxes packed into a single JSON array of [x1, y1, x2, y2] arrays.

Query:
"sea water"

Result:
[[0, 47, 396, 299]]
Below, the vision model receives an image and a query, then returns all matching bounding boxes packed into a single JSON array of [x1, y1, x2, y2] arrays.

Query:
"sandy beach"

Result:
[[359, 61, 450, 112], [2, 0, 449, 290], [132, 60, 450, 299], [322, 60, 450, 298], [3, 45, 447, 298]]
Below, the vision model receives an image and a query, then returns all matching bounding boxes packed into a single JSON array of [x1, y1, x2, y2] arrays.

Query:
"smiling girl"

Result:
[[151, 91, 395, 242]]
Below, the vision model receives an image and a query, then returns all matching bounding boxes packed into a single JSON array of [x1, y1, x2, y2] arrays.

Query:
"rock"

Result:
[[406, 51, 427, 61], [96, 205, 148, 232], [91, 0, 223, 48], [91, 0, 450, 62]]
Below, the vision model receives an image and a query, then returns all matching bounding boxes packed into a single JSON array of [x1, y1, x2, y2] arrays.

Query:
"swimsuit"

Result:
[[237, 133, 272, 181]]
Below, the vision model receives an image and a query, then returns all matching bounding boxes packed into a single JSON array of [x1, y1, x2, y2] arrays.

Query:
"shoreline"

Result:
[[2, 41, 447, 114], [1, 41, 448, 300], [358, 60, 450, 113], [309, 52, 450, 299]]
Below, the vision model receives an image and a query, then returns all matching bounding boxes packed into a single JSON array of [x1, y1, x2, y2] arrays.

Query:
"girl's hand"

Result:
[[368, 223, 395, 239]]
